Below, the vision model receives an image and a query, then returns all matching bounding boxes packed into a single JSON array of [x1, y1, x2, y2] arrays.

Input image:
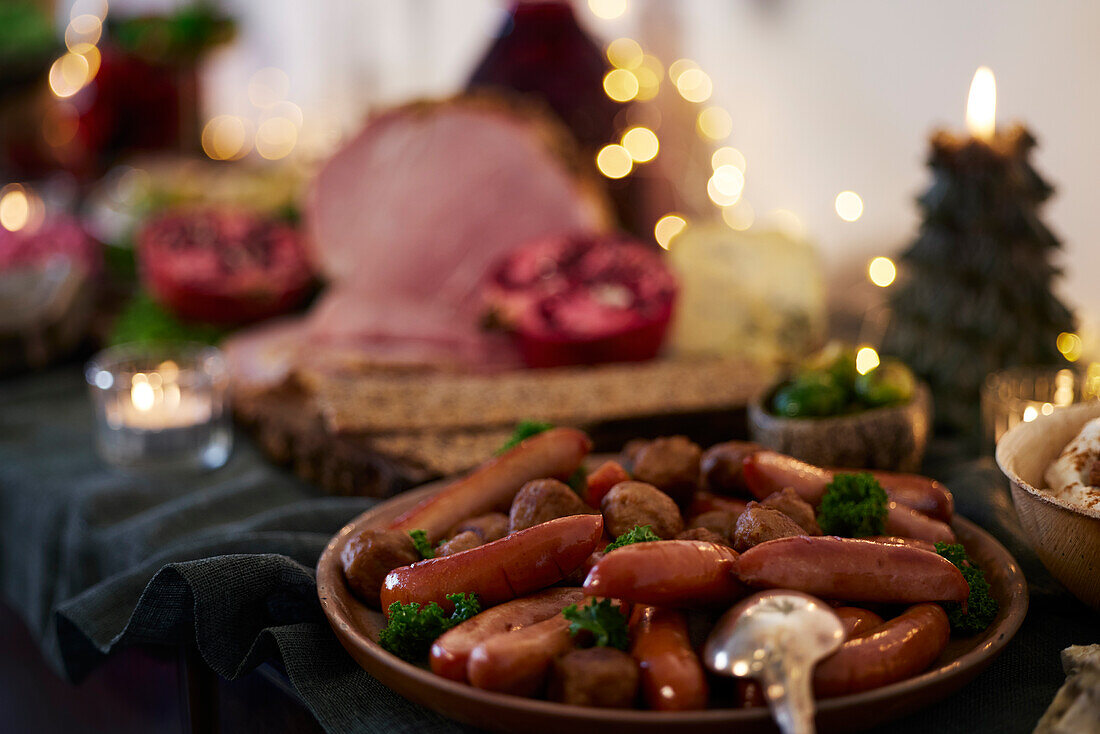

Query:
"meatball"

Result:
[[436, 530, 482, 556], [341, 528, 418, 606], [732, 502, 807, 552], [620, 438, 652, 468], [686, 509, 737, 545], [631, 436, 703, 505], [549, 648, 640, 708], [700, 441, 763, 494], [448, 512, 509, 543], [601, 481, 683, 539], [676, 527, 729, 546], [509, 478, 595, 533], [761, 487, 822, 535]]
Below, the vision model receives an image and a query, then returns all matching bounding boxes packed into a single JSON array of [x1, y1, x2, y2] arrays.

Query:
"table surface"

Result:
[[1, 366, 1097, 734]]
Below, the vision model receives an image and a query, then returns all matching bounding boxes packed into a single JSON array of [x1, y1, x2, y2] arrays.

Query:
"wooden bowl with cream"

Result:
[[996, 401, 1100, 610]]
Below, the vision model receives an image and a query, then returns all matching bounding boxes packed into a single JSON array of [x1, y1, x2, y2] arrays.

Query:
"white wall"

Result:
[[196, 0, 1100, 339]]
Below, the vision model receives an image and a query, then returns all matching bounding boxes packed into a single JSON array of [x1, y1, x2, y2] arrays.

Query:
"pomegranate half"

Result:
[[484, 232, 677, 368], [137, 209, 312, 325]]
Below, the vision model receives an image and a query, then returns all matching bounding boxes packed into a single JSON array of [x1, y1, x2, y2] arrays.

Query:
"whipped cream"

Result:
[[1044, 417, 1100, 513]]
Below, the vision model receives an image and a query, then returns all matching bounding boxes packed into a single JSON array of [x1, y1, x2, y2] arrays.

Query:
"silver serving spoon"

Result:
[[704, 591, 845, 734]]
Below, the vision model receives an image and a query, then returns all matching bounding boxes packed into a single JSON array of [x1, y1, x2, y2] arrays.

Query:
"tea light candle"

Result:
[[86, 344, 232, 471]]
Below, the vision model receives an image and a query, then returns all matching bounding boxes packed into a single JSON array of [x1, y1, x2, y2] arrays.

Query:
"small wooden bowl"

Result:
[[748, 382, 932, 472], [995, 402, 1100, 611]]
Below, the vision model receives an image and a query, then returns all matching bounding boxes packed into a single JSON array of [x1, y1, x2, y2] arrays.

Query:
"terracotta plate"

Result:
[[317, 481, 1028, 734]]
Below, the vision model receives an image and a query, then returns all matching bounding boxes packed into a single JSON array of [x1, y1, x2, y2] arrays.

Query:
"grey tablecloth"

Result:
[[0, 367, 1096, 733]]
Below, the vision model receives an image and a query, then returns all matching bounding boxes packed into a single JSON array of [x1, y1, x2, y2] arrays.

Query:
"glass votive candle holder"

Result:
[[85, 342, 232, 472], [981, 364, 1100, 449]]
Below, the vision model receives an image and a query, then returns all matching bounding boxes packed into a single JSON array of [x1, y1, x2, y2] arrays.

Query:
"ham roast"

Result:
[[225, 98, 609, 392]]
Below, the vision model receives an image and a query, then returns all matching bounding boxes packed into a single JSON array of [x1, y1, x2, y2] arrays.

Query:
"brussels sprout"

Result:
[[854, 358, 916, 407], [772, 372, 847, 417], [801, 342, 859, 397]]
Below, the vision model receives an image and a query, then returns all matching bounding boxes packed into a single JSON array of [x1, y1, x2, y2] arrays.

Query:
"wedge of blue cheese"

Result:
[[1034, 645, 1100, 734]]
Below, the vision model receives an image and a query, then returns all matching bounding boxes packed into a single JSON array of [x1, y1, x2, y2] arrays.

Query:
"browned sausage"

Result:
[[390, 427, 592, 541], [884, 502, 956, 545], [863, 536, 937, 554], [862, 470, 954, 523], [813, 604, 951, 697], [584, 540, 744, 607], [630, 605, 708, 711], [736, 536, 969, 605], [430, 588, 585, 681], [584, 460, 631, 508], [832, 606, 886, 640], [466, 613, 577, 696], [381, 515, 603, 612]]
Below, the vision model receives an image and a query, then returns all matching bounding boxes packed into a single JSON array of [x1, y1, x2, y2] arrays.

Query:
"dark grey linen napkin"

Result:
[[1, 368, 1095, 733]]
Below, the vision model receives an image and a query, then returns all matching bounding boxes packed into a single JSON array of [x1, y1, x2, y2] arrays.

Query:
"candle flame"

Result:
[[131, 381, 155, 412], [966, 67, 996, 141]]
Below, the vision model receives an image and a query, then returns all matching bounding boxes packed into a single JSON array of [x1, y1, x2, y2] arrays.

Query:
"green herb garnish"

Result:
[[496, 420, 555, 455], [562, 599, 629, 650], [816, 472, 889, 537], [110, 293, 226, 346], [379, 593, 481, 661], [935, 542, 999, 635], [408, 529, 434, 560], [603, 524, 662, 553]]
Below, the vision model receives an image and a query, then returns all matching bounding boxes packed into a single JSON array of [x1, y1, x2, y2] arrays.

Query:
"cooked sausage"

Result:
[[550, 647, 640, 708], [436, 530, 482, 557], [863, 536, 937, 554], [508, 478, 595, 533], [583, 460, 631, 508], [832, 606, 886, 640], [884, 502, 956, 545], [732, 502, 807, 552], [448, 512, 509, 543], [760, 487, 822, 535], [813, 604, 951, 697], [390, 427, 592, 541], [676, 527, 729, 546], [687, 490, 748, 520], [686, 510, 737, 545], [862, 470, 954, 522], [584, 540, 744, 607], [467, 613, 576, 696], [600, 481, 684, 539], [430, 588, 585, 681], [341, 528, 419, 607], [631, 436, 702, 505], [736, 536, 970, 605], [381, 514, 603, 612], [700, 441, 762, 494], [630, 605, 708, 711], [744, 452, 955, 524]]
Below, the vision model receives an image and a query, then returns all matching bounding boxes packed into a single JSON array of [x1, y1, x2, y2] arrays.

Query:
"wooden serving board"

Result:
[[236, 357, 772, 497]]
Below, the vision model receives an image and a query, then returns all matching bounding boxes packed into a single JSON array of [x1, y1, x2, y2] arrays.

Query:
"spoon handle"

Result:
[[762, 658, 817, 734]]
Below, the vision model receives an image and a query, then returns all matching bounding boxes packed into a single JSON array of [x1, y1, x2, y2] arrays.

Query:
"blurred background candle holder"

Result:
[[85, 342, 232, 472], [982, 364, 1100, 449]]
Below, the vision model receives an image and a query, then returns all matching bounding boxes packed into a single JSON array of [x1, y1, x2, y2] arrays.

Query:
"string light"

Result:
[[0, 186, 30, 232], [835, 191, 864, 221], [634, 57, 662, 101], [596, 144, 633, 179], [855, 346, 880, 375], [697, 106, 732, 140], [675, 68, 712, 103], [201, 116, 251, 161], [654, 214, 687, 249], [711, 147, 746, 172], [668, 59, 699, 84], [588, 0, 627, 20], [722, 201, 754, 231], [248, 67, 291, 109], [767, 209, 805, 240], [603, 68, 639, 102], [707, 165, 744, 206], [65, 14, 102, 50], [48, 52, 91, 98], [621, 127, 658, 162], [1022, 405, 1038, 422], [606, 38, 643, 69], [1057, 332, 1083, 362], [255, 117, 298, 160], [868, 256, 897, 287]]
